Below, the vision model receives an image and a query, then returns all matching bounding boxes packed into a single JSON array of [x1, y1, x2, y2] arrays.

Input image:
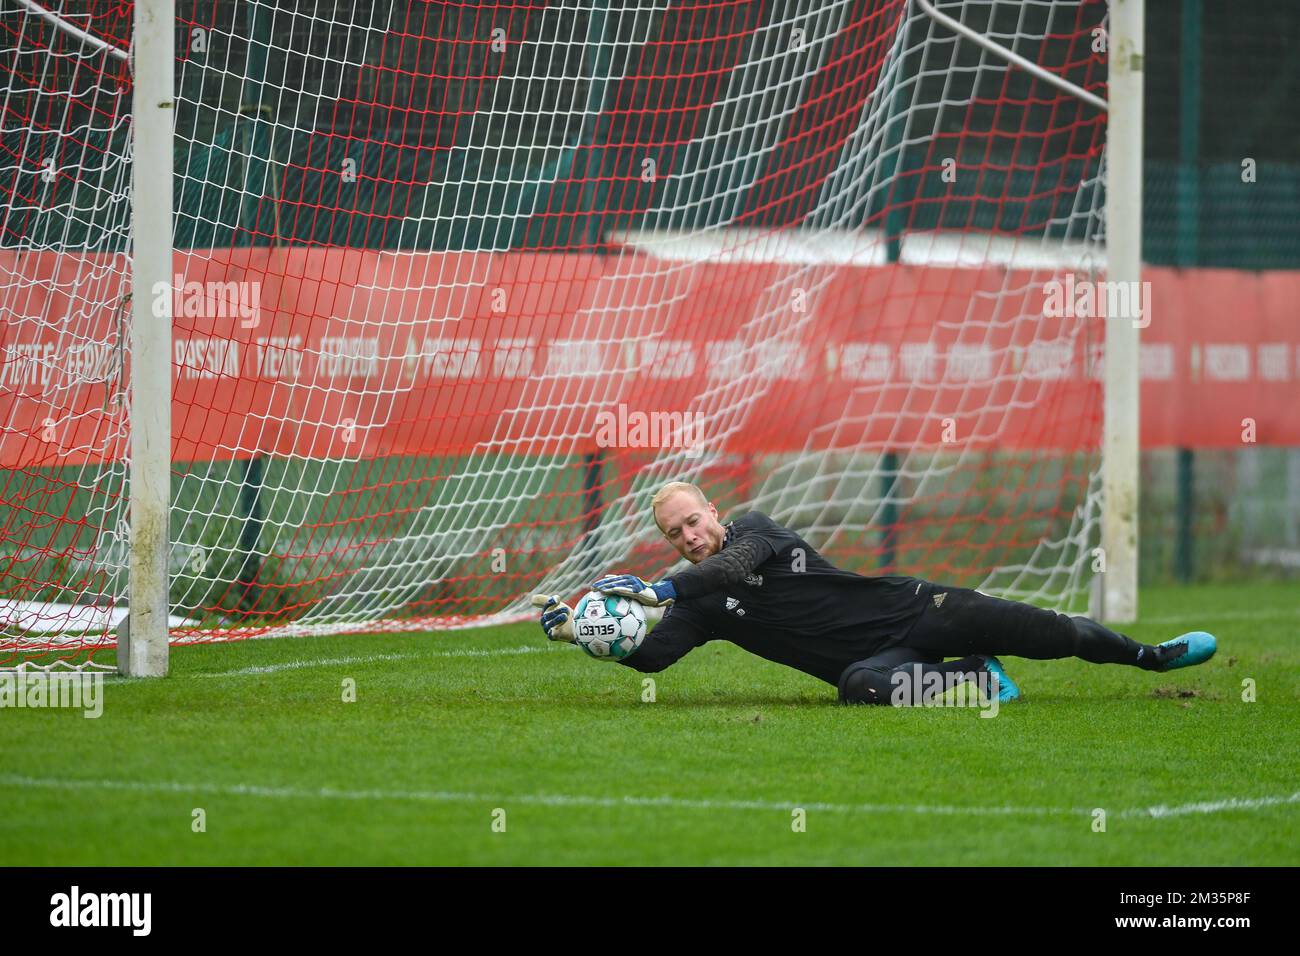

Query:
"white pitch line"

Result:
[[0, 774, 1077, 817], [181, 645, 553, 679], [1142, 607, 1300, 626], [1121, 791, 1300, 819], [1, 774, 1296, 822]]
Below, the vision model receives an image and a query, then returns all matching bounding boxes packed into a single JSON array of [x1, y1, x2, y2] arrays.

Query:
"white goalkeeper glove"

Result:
[[530, 593, 576, 643], [591, 573, 676, 608]]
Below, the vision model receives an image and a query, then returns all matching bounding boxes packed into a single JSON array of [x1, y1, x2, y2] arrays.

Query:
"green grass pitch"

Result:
[[2, 583, 1297, 866]]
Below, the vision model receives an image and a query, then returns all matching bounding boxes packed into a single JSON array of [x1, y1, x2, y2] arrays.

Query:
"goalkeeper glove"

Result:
[[591, 573, 676, 607], [530, 594, 576, 643]]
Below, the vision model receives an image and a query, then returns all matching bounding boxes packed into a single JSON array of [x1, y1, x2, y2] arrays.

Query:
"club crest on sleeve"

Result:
[[743, 572, 763, 587]]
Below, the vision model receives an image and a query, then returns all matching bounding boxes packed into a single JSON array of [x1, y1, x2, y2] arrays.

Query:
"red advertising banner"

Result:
[[2, 247, 1297, 468]]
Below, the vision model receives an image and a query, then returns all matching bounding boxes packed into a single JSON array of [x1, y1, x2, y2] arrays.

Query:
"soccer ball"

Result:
[[572, 591, 647, 660]]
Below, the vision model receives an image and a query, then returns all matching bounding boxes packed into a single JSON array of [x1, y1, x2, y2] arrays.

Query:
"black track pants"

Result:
[[838, 586, 1159, 705]]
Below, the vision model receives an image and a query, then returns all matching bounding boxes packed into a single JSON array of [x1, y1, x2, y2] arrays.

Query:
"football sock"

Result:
[[1071, 616, 1163, 668], [1141, 641, 1188, 672]]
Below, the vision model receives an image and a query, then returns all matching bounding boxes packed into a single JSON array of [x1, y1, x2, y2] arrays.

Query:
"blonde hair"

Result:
[[651, 481, 709, 532]]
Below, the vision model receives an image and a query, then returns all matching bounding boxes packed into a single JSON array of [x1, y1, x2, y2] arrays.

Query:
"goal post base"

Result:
[[116, 616, 168, 679]]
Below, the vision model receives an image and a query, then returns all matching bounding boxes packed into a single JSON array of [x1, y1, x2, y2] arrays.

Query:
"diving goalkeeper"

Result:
[[533, 481, 1217, 705]]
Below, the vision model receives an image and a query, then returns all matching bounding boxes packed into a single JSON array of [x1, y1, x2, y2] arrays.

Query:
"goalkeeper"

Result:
[[534, 481, 1217, 705]]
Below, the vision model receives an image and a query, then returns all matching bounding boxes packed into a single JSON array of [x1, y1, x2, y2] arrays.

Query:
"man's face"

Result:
[[655, 491, 726, 563]]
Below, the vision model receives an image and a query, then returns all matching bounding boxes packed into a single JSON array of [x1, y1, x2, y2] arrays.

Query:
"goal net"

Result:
[[1, 0, 1110, 666]]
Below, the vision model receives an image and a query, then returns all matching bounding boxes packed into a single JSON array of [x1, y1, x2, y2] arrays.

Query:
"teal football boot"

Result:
[[1154, 631, 1217, 671], [978, 656, 1021, 703]]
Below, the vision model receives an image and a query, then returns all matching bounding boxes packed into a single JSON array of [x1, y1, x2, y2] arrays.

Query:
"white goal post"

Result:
[[123, 0, 174, 676], [1101, 0, 1143, 624]]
